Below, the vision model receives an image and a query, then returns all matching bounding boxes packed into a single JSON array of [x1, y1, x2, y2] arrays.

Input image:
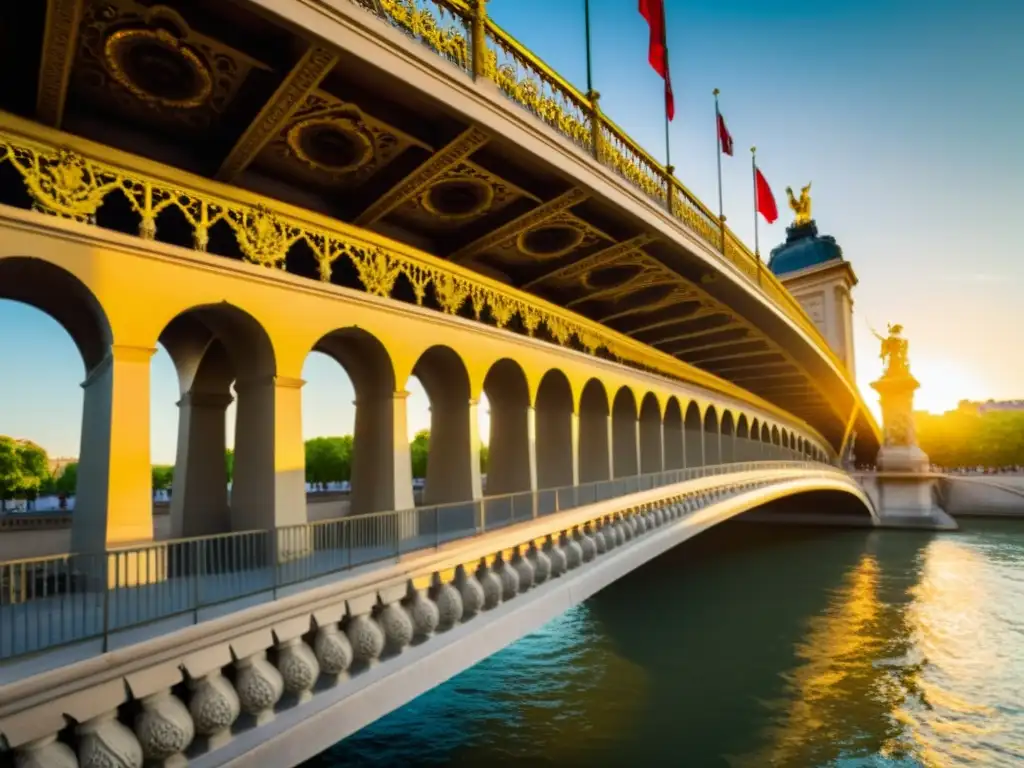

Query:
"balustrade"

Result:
[[1, 466, 853, 767]]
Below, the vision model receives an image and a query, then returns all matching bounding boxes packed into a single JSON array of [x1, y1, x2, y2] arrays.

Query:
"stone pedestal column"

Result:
[[171, 391, 233, 538], [231, 375, 308, 531], [867, 371, 956, 530], [73, 344, 156, 553], [351, 390, 415, 515]]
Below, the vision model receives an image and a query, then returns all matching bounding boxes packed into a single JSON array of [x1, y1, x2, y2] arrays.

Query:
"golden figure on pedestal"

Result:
[[785, 182, 812, 226], [872, 323, 910, 378]]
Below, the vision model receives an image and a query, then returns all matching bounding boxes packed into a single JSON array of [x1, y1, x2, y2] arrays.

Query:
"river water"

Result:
[[306, 519, 1024, 767]]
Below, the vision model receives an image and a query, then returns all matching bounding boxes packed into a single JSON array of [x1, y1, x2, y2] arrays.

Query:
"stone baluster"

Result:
[[574, 526, 596, 562], [77, 711, 144, 768], [13, 735, 77, 768], [511, 546, 535, 591], [405, 583, 441, 640], [475, 560, 503, 610], [526, 541, 551, 584], [234, 651, 284, 726], [134, 690, 195, 766], [543, 535, 567, 577], [454, 564, 485, 618], [559, 532, 583, 570], [275, 638, 320, 704], [492, 554, 519, 601], [430, 573, 464, 631], [187, 669, 240, 751]]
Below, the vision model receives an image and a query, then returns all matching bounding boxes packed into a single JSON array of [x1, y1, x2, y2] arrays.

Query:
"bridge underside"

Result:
[[0, 0, 877, 455], [0, 470, 874, 767]]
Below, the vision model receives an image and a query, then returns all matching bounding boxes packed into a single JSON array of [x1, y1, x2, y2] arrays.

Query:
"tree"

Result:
[[53, 462, 78, 496], [304, 436, 353, 486], [915, 408, 1024, 468], [410, 430, 429, 479], [0, 437, 50, 510], [152, 465, 174, 492]]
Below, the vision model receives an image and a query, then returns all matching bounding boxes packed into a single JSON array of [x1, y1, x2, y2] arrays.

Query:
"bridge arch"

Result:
[[0, 256, 125, 552], [308, 326, 399, 515], [749, 417, 761, 459], [639, 392, 663, 474], [157, 302, 280, 537], [578, 378, 611, 483], [684, 401, 703, 467], [720, 411, 736, 464], [535, 368, 574, 489], [663, 396, 684, 470], [770, 425, 781, 458], [483, 358, 532, 496], [611, 387, 639, 478], [736, 414, 750, 461], [703, 406, 721, 465], [410, 345, 476, 505]]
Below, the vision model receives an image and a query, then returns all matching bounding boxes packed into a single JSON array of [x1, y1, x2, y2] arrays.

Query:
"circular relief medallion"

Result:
[[103, 28, 213, 108], [421, 178, 494, 220], [286, 117, 374, 174], [517, 225, 585, 259]]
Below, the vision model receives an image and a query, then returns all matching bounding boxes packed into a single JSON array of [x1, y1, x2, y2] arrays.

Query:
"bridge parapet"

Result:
[[0, 464, 866, 767], [1, 461, 808, 664]]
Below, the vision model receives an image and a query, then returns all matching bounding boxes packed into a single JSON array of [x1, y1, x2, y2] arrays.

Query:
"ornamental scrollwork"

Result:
[[228, 205, 299, 269], [379, 0, 469, 70], [0, 125, 663, 393], [7, 145, 120, 221]]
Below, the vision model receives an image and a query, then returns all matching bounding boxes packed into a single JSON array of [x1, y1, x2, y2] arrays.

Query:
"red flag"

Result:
[[755, 168, 778, 223], [717, 112, 734, 156], [639, 0, 675, 121]]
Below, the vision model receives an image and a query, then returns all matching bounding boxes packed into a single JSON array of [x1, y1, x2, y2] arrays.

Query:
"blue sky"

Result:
[[2, 0, 1023, 462]]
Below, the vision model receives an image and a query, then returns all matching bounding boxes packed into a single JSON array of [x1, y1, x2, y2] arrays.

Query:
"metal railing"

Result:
[[0, 460, 826, 661], [355, 0, 856, 385]]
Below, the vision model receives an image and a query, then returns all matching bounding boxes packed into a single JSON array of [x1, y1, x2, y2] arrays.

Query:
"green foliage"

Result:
[[53, 462, 77, 495], [304, 436, 353, 485], [410, 430, 430, 479], [915, 408, 1024, 468], [225, 448, 234, 483], [152, 465, 174, 492], [0, 436, 51, 505]]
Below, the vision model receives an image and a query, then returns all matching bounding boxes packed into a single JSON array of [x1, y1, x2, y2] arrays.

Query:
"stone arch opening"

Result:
[[761, 423, 771, 457], [158, 302, 282, 537], [611, 387, 639, 478], [771, 425, 781, 458], [736, 414, 750, 461], [535, 369, 574, 489], [721, 410, 736, 464], [307, 327, 399, 516], [638, 393, 662, 474], [483, 358, 532, 496], [750, 417, 762, 460], [782, 430, 790, 456], [684, 401, 703, 467], [663, 397, 684, 470], [579, 379, 611, 483], [411, 345, 475, 505], [0, 257, 120, 552], [703, 406, 721, 465]]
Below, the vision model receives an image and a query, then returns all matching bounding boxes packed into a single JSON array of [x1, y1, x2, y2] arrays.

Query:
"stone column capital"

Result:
[[81, 344, 158, 388], [177, 391, 234, 410], [234, 374, 306, 393]]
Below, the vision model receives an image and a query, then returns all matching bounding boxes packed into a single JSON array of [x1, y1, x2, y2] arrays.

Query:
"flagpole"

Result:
[[750, 146, 760, 259], [583, 0, 593, 94], [713, 88, 725, 252], [662, 5, 672, 169]]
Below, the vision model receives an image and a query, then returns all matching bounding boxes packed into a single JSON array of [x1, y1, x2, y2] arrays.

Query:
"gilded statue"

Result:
[[872, 323, 910, 378], [785, 182, 812, 226]]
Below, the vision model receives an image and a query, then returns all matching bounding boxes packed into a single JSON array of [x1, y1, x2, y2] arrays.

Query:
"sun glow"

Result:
[[858, 356, 985, 418]]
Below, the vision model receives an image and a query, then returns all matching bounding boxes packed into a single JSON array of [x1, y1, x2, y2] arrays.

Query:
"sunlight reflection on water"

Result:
[[307, 520, 1024, 768]]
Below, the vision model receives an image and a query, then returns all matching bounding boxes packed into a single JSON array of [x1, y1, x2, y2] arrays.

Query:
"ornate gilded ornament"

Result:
[[379, 0, 470, 71], [420, 176, 495, 220], [229, 205, 299, 269], [516, 223, 585, 260], [286, 116, 374, 173], [786, 182, 812, 226], [7, 146, 119, 221], [103, 27, 213, 109]]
